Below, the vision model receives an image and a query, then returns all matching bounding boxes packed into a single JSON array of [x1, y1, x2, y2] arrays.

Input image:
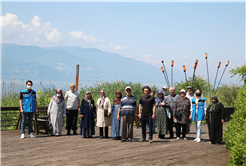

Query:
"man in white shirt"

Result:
[[185, 86, 194, 134], [65, 84, 80, 135]]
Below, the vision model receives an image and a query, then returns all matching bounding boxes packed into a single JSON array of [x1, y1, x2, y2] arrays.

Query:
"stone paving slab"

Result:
[[1, 123, 230, 166]]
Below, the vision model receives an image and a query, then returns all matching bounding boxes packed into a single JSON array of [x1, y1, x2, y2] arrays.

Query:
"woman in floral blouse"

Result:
[[173, 89, 191, 140]]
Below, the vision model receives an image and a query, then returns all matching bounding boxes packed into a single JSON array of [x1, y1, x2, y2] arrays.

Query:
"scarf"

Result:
[[99, 90, 106, 109], [208, 96, 220, 112], [114, 90, 122, 105], [84, 97, 94, 110], [155, 91, 165, 106], [52, 89, 64, 104]]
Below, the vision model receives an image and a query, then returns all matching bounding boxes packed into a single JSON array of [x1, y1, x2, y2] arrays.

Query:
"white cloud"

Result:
[[44, 28, 61, 43], [55, 66, 65, 71], [31, 15, 41, 28], [81, 67, 93, 71], [109, 42, 122, 51], [98, 45, 104, 50], [1, 13, 62, 43], [142, 55, 160, 67], [182, 54, 188, 58], [68, 31, 84, 39], [125, 46, 128, 49], [84, 34, 98, 43]]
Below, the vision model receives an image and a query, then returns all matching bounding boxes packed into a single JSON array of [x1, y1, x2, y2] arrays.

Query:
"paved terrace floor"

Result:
[[1, 123, 230, 166]]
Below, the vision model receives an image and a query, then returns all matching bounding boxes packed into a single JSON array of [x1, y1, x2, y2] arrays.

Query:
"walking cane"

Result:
[[171, 60, 174, 87], [213, 62, 221, 94], [161, 61, 170, 88], [215, 61, 229, 94], [191, 60, 198, 88], [205, 53, 211, 100], [161, 67, 169, 88], [183, 65, 188, 87]]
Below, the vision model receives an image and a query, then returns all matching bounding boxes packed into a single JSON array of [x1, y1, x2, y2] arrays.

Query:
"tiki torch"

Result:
[[76, 64, 79, 91], [171, 60, 174, 87], [183, 65, 188, 87], [191, 60, 198, 88], [205, 53, 211, 99], [213, 62, 221, 94], [215, 61, 229, 94], [161, 61, 170, 88], [161, 67, 169, 88]]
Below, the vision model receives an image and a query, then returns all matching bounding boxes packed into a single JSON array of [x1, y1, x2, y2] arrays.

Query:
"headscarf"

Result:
[[114, 90, 122, 105], [208, 96, 220, 112], [84, 91, 94, 110], [155, 91, 165, 106], [99, 89, 106, 109], [52, 89, 64, 104]]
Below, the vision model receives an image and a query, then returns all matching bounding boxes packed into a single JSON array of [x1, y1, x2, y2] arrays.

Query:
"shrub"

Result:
[[224, 85, 246, 165]]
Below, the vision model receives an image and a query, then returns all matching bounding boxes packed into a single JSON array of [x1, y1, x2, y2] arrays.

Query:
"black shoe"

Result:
[[100, 136, 103, 139], [105, 136, 109, 138], [67, 130, 70, 135], [128, 138, 133, 142], [121, 139, 126, 142], [169, 136, 174, 139], [73, 131, 77, 135], [88, 136, 92, 138]]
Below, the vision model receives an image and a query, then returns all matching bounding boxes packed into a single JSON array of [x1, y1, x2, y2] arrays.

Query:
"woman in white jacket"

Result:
[[96, 89, 111, 139]]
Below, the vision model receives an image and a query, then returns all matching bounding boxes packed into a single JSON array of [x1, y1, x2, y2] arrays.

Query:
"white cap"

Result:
[[162, 86, 167, 89], [125, 86, 131, 90], [187, 86, 192, 89], [180, 89, 186, 93]]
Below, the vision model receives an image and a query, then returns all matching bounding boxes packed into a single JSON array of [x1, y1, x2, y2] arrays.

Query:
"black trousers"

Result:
[[176, 122, 187, 138], [66, 109, 78, 131], [167, 116, 174, 137], [99, 126, 108, 137], [141, 116, 153, 140]]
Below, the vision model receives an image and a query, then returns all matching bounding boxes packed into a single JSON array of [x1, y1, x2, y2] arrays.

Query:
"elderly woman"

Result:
[[173, 89, 191, 140], [155, 91, 170, 139], [111, 90, 122, 140], [206, 96, 224, 144], [47, 89, 66, 136], [97, 89, 111, 139], [190, 88, 207, 143], [80, 91, 96, 138]]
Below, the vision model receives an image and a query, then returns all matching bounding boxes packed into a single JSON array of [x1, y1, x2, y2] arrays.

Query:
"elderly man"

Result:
[[117, 86, 137, 142], [65, 84, 80, 135], [162, 86, 169, 98], [166, 87, 180, 138], [186, 86, 194, 134]]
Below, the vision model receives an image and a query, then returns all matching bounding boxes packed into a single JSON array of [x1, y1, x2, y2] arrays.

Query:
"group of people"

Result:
[[20, 80, 225, 145]]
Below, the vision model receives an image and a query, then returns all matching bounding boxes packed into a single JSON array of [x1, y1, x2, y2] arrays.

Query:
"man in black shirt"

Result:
[[139, 86, 156, 143]]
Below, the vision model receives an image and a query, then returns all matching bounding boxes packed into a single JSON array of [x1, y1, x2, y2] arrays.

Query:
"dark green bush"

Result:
[[224, 85, 246, 165]]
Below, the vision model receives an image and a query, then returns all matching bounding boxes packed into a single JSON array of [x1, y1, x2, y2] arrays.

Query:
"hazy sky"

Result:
[[1, 1, 245, 85]]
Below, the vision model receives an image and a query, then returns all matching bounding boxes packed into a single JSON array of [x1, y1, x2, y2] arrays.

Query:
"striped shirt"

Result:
[[119, 95, 137, 116]]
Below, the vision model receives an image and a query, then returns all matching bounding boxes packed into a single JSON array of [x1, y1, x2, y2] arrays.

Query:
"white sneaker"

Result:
[[20, 133, 25, 139], [196, 138, 201, 142], [194, 138, 198, 141], [176, 137, 180, 140], [209, 141, 211, 143], [28, 133, 36, 138], [184, 137, 187, 140]]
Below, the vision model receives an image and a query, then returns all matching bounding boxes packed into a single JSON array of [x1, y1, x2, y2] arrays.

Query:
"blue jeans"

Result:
[[21, 112, 34, 134], [141, 116, 153, 140]]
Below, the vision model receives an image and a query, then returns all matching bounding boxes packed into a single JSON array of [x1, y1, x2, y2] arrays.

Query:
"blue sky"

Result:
[[1, 1, 245, 85]]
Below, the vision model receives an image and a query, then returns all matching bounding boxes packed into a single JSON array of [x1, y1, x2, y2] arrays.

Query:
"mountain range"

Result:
[[2, 43, 184, 87]]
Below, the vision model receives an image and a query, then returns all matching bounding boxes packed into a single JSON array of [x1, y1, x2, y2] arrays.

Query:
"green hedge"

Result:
[[224, 85, 246, 165]]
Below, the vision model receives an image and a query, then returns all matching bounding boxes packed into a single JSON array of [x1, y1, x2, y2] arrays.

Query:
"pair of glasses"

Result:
[[126, 89, 131, 92]]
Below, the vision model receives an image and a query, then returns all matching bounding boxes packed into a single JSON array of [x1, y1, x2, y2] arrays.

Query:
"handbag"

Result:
[[104, 110, 111, 117]]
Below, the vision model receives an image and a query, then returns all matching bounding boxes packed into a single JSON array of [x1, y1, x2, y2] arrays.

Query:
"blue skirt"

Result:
[[111, 105, 122, 137]]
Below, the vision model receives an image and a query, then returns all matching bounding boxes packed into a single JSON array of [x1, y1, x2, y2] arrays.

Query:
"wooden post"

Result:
[[76, 64, 79, 91]]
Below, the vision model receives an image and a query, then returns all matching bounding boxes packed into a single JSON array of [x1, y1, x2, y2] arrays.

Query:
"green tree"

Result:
[[229, 62, 246, 85], [174, 75, 212, 96]]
